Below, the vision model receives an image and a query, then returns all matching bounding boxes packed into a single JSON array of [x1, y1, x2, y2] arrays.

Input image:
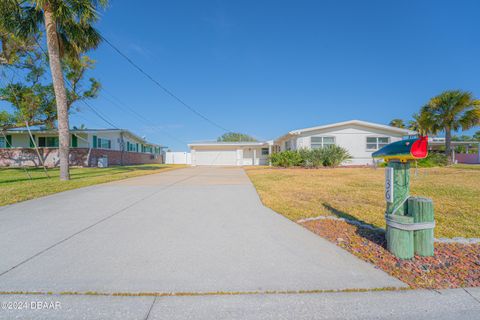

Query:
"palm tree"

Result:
[[389, 118, 406, 128], [1, 0, 107, 180], [424, 90, 480, 162], [408, 111, 436, 136]]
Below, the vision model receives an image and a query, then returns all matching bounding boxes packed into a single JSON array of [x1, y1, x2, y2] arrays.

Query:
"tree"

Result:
[[474, 131, 480, 141], [389, 119, 406, 128], [408, 111, 436, 136], [0, 0, 108, 180], [0, 50, 100, 130], [217, 132, 258, 142], [423, 90, 480, 162]]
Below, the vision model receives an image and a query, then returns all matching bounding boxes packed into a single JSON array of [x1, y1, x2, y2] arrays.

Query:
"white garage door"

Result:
[[194, 149, 237, 166]]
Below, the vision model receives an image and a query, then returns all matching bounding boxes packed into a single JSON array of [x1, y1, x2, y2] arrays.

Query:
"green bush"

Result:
[[321, 145, 352, 167], [269, 146, 351, 168], [416, 152, 448, 167], [268, 150, 303, 167], [297, 148, 324, 168], [377, 152, 449, 167]]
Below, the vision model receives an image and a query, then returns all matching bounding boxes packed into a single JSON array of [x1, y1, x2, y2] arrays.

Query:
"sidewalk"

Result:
[[1, 288, 479, 319]]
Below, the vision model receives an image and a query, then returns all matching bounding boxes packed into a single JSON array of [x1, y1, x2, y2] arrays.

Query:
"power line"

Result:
[[32, 39, 120, 129], [80, 99, 119, 129], [100, 88, 188, 145], [33, 38, 186, 145], [100, 35, 231, 132]]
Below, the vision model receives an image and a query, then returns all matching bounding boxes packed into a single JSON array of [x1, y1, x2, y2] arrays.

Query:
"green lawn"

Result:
[[246, 165, 480, 238], [0, 164, 185, 206]]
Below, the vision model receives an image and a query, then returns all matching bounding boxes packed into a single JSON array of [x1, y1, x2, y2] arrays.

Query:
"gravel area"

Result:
[[300, 219, 480, 289]]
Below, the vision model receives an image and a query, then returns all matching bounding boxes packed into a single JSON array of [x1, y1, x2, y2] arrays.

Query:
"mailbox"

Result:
[[372, 136, 428, 163], [372, 135, 434, 260]]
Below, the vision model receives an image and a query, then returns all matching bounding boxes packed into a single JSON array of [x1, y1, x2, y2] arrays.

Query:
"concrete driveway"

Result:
[[0, 166, 405, 294]]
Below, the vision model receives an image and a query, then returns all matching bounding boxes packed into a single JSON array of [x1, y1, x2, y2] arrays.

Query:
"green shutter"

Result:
[[93, 135, 97, 148], [108, 140, 111, 149], [72, 134, 78, 147], [6, 135, 12, 148], [29, 135, 35, 147], [136, 143, 139, 152]]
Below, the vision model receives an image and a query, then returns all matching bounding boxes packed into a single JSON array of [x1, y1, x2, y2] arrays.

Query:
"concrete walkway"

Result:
[[0, 167, 403, 294], [1, 288, 479, 319]]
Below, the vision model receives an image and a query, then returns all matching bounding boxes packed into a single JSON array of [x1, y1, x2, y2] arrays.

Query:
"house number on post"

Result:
[[385, 167, 394, 203]]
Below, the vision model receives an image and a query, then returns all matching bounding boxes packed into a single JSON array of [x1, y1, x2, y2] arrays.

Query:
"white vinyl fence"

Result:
[[165, 151, 191, 165]]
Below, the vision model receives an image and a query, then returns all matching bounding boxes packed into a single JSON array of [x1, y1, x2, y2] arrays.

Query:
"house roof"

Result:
[[5, 128, 163, 147], [275, 120, 416, 142], [290, 120, 415, 135], [188, 141, 270, 147]]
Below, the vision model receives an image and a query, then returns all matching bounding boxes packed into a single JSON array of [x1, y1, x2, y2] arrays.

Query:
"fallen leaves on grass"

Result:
[[301, 219, 480, 289]]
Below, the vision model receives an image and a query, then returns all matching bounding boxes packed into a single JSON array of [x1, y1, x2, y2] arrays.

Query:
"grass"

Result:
[[0, 164, 185, 207], [246, 165, 480, 238]]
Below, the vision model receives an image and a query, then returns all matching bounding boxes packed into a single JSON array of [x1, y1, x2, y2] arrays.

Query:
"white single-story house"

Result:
[[0, 128, 164, 167], [189, 141, 272, 166], [189, 120, 415, 166], [274, 120, 415, 165]]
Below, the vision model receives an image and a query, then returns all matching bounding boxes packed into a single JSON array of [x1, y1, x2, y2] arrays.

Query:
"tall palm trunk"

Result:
[[44, 5, 70, 180], [445, 126, 452, 164]]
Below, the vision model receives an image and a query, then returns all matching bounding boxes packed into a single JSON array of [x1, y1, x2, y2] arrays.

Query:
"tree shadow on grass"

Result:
[[322, 202, 387, 248]]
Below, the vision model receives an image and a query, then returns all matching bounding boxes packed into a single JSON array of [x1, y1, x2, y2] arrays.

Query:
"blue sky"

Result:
[[4, 0, 480, 150]]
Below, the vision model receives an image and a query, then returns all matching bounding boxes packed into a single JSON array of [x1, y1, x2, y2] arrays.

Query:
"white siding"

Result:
[[190, 145, 270, 166], [293, 124, 404, 165], [89, 132, 122, 151]]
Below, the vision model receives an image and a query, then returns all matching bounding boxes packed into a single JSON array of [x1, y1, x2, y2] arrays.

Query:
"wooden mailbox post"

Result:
[[373, 136, 435, 259]]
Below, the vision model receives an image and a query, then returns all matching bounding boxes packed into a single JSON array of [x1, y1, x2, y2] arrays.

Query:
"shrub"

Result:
[[377, 152, 449, 168], [297, 148, 329, 168], [269, 146, 351, 168], [268, 150, 303, 167], [416, 152, 448, 167], [320, 145, 352, 167]]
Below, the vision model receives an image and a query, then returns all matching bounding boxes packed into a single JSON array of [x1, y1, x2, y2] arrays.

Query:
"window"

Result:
[[126, 141, 136, 152], [285, 140, 291, 151], [261, 148, 269, 155], [366, 137, 390, 150], [311, 136, 335, 149], [38, 137, 59, 147], [97, 138, 111, 149], [144, 146, 153, 153]]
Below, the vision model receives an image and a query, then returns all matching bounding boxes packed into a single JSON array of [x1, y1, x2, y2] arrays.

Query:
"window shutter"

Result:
[[72, 134, 78, 147], [108, 140, 111, 149], [93, 135, 97, 148], [6, 135, 12, 148], [29, 135, 35, 147], [136, 143, 139, 152]]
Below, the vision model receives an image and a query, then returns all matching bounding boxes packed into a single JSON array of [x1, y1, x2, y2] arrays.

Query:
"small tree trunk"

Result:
[[445, 127, 452, 164], [44, 5, 70, 180]]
